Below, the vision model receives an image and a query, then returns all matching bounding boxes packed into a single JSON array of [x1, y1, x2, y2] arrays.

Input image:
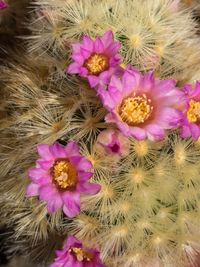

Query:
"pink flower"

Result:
[[50, 235, 106, 267], [180, 82, 200, 141], [67, 31, 122, 88], [26, 142, 101, 218], [0, 0, 7, 10], [103, 68, 183, 141], [96, 129, 130, 157]]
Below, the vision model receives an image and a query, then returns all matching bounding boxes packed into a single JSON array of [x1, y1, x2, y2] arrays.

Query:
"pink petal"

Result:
[[128, 127, 147, 140], [62, 191, 80, 218], [39, 184, 58, 201], [145, 124, 165, 141], [71, 54, 84, 65], [181, 125, 191, 139], [50, 143, 67, 158], [26, 183, 39, 197], [67, 62, 80, 74], [140, 71, 155, 93], [80, 47, 91, 58], [157, 108, 182, 129], [101, 30, 114, 47], [37, 159, 54, 170], [78, 171, 93, 182], [190, 123, 200, 141], [77, 182, 101, 195], [94, 38, 104, 53], [65, 235, 80, 249], [28, 168, 47, 181], [37, 144, 53, 160], [109, 75, 123, 92], [122, 70, 140, 95], [83, 35, 94, 51], [70, 156, 93, 171], [47, 195, 63, 213], [88, 75, 99, 88], [65, 141, 80, 157]]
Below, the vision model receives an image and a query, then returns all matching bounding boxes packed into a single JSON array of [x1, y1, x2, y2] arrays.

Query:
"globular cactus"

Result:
[[1, 1, 200, 267]]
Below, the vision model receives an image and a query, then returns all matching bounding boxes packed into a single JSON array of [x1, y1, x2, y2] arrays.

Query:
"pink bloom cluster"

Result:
[[50, 235, 106, 267], [0, 0, 7, 10], [27, 142, 101, 218], [68, 31, 200, 142]]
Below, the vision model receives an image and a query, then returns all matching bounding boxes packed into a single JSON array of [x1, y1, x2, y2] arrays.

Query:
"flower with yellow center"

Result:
[[68, 31, 122, 88], [52, 159, 78, 190], [119, 95, 153, 126], [50, 236, 105, 266], [187, 100, 200, 123], [84, 53, 109, 76], [104, 68, 182, 140], [27, 142, 101, 218], [181, 82, 200, 141]]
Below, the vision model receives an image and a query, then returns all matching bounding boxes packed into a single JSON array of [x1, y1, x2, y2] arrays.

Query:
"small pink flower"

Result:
[[67, 31, 122, 88], [50, 235, 106, 267], [26, 142, 101, 218], [103, 67, 183, 141], [96, 129, 130, 157], [0, 0, 7, 10], [180, 82, 200, 141]]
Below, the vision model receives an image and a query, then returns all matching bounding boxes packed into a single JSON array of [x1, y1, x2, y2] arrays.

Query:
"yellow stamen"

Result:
[[84, 53, 109, 75], [187, 99, 200, 123], [70, 247, 93, 262], [119, 95, 153, 126], [52, 160, 77, 190]]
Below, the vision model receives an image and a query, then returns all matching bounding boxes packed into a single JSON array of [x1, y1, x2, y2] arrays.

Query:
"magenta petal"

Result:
[[28, 168, 47, 181], [71, 54, 84, 65], [88, 75, 99, 88], [39, 184, 57, 201], [145, 124, 165, 141], [62, 191, 80, 218], [37, 144, 52, 159], [157, 108, 182, 129], [37, 159, 54, 170], [67, 62, 80, 74], [65, 235, 80, 249], [101, 30, 114, 47], [78, 171, 93, 181], [26, 183, 39, 197], [181, 125, 191, 139], [80, 47, 91, 58], [129, 127, 147, 140], [94, 38, 104, 53], [77, 182, 101, 195], [65, 141, 80, 157], [83, 36, 94, 51], [109, 75, 123, 93], [50, 143, 67, 158], [190, 123, 200, 141], [47, 195, 63, 213], [70, 156, 93, 171]]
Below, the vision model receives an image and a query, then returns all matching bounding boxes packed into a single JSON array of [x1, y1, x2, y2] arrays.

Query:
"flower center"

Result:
[[51, 159, 77, 190], [84, 53, 109, 75], [119, 95, 153, 125], [70, 247, 93, 262], [187, 99, 200, 123]]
